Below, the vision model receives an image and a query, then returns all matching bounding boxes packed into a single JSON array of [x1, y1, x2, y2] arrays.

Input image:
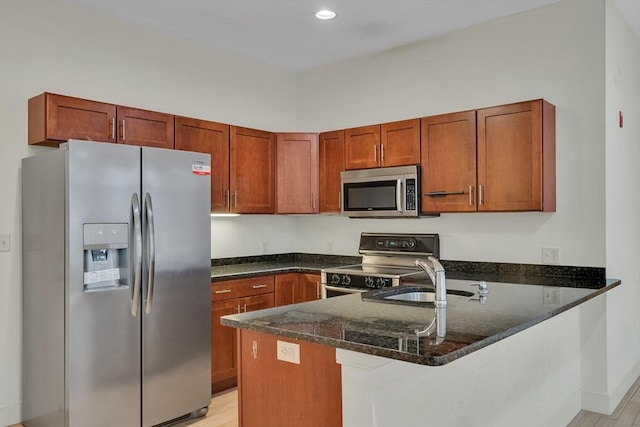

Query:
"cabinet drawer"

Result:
[[211, 275, 275, 301]]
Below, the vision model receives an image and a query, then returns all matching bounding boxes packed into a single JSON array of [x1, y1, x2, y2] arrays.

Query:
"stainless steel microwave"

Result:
[[341, 165, 420, 218]]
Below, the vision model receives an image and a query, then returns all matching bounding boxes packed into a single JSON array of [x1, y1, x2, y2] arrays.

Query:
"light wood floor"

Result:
[[10, 378, 640, 427], [568, 376, 640, 427]]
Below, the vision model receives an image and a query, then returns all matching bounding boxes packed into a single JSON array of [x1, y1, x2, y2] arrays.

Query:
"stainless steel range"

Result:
[[320, 233, 440, 298]]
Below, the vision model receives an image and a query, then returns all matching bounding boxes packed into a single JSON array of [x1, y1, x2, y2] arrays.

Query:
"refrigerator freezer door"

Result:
[[141, 147, 211, 426], [66, 141, 142, 427]]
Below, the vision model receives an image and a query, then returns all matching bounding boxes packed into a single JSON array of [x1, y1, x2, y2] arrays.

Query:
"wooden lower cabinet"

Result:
[[211, 277, 275, 394], [238, 329, 342, 427], [275, 273, 321, 306]]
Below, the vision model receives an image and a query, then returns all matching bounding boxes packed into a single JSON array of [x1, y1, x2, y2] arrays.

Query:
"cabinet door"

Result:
[[421, 111, 477, 213], [380, 119, 420, 167], [275, 274, 298, 307], [238, 330, 342, 427], [319, 131, 345, 213], [230, 126, 276, 213], [117, 106, 175, 149], [28, 92, 116, 145], [344, 125, 381, 170], [298, 274, 321, 303], [242, 293, 275, 313], [175, 117, 230, 212], [276, 133, 319, 214], [211, 298, 242, 394], [477, 99, 555, 212]]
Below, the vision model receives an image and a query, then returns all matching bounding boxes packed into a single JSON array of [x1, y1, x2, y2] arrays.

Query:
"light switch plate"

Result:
[[0, 234, 10, 252], [277, 340, 300, 364]]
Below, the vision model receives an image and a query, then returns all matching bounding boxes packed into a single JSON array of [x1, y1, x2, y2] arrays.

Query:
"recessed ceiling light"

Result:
[[315, 9, 336, 20]]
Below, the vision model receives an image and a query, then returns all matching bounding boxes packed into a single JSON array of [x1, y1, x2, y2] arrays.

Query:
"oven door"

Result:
[[321, 284, 367, 299]]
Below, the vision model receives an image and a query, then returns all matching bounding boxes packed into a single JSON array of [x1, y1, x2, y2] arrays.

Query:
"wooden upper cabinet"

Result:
[[421, 111, 477, 213], [175, 117, 230, 212], [477, 99, 555, 212], [28, 93, 116, 146], [380, 118, 421, 167], [344, 125, 380, 170], [230, 126, 276, 213], [116, 106, 174, 149], [319, 130, 345, 213], [276, 133, 319, 214], [344, 120, 419, 170]]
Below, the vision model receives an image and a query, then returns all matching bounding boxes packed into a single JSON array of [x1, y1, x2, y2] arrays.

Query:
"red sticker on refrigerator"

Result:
[[192, 164, 211, 176]]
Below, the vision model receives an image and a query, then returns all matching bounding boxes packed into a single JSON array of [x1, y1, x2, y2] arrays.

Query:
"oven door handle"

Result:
[[322, 284, 367, 298]]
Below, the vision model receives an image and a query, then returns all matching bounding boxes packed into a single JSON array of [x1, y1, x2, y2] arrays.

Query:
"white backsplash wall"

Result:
[[211, 216, 297, 258]]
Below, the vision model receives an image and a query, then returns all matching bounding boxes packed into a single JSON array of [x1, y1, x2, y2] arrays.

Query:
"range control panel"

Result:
[[359, 233, 439, 257]]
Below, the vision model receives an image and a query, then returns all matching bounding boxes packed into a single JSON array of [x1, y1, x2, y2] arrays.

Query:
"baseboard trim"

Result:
[[582, 360, 640, 414], [543, 390, 582, 427], [0, 402, 22, 426]]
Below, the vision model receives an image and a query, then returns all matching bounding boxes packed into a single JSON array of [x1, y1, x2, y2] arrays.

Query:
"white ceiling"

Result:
[[69, 0, 640, 71]]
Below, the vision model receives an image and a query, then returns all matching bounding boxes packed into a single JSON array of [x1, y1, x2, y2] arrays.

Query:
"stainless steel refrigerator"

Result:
[[22, 140, 212, 427]]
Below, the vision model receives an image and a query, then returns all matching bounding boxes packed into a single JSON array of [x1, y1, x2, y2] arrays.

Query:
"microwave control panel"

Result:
[[405, 178, 416, 210]]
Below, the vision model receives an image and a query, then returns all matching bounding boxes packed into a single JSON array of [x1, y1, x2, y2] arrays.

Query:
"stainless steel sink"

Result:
[[362, 286, 475, 305], [385, 289, 474, 302]]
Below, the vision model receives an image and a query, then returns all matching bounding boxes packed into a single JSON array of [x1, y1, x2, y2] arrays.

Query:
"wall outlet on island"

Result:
[[542, 247, 560, 264]]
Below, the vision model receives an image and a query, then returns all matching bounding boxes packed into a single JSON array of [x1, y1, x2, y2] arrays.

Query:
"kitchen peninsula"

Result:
[[221, 266, 619, 427]]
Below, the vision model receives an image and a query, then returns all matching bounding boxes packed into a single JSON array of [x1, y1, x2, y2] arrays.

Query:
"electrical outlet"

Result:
[[543, 287, 560, 305], [277, 340, 300, 364], [542, 247, 560, 264], [0, 234, 10, 252]]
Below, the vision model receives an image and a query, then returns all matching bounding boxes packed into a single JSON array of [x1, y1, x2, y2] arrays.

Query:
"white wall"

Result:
[[0, 1, 297, 424], [295, 0, 607, 268], [603, 0, 640, 412]]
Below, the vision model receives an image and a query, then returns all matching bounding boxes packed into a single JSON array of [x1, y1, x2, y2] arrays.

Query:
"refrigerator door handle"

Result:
[[131, 193, 143, 316], [144, 192, 156, 314]]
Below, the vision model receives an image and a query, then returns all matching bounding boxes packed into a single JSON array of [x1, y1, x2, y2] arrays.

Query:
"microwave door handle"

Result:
[[397, 179, 403, 211]]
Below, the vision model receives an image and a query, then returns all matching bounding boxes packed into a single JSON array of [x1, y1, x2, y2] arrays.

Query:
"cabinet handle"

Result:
[[479, 185, 484, 206], [121, 120, 126, 141], [225, 190, 230, 209], [373, 145, 377, 162], [316, 282, 320, 299], [469, 185, 474, 206], [311, 193, 315, 210], [252, 284, 267, 289], [236, 305, 241, 314], [381, 144, 385, 165], [214, 289, 232, 294], [424, 191, 465, 198], [234, 190, 238, 209], [338, 191, 341, 209], [242, 304, 247, 312], [109, 118, 115, 140]]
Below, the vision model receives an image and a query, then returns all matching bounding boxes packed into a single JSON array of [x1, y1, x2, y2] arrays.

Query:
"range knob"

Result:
[[330, 274, 341, 285], [364, 276, 375, 288], [376, 277, 389, 288], [341, 275, 351, 286]]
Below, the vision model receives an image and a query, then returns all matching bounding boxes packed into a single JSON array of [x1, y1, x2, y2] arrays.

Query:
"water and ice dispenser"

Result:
[[83, 223, 129, 291]]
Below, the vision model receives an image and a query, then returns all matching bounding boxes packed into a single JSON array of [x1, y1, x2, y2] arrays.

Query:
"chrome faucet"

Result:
[[415, 256, 447, 343], [414, 256, 447, 308]]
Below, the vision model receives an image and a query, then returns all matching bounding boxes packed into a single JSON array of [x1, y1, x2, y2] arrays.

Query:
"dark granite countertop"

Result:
[[221, 277, 620, 366], [210, 253, 360, 282]]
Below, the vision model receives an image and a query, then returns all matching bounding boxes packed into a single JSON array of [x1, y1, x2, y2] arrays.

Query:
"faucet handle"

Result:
[[470, 281, 488, 295]]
